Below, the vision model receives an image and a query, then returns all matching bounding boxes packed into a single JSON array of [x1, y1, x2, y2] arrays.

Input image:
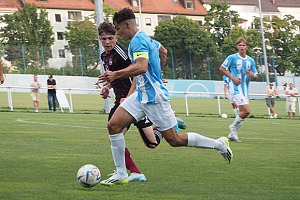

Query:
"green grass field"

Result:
[[0, 93, 300, 200]]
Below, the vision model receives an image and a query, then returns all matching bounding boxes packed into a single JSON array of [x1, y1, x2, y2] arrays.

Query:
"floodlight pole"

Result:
[[95, 0, 110, 113], [138, 0, 142, 30], [258, 0, 270, 85]]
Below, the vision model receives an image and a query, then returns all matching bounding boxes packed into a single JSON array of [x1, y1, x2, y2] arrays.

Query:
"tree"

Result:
[[154, 16, 215, 79], [289, 35, 300, 75], [64, 17, 99, 76], [204, 0, 239, 49], [0, 3, 54, 73], [266, 15, 300, 75]]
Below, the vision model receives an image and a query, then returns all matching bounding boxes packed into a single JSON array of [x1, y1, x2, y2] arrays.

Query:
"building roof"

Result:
[[24, 0, 95, 10], [0, 0, 23, 11], [201, 0, 300, 12], [104, 0, 207, 16]]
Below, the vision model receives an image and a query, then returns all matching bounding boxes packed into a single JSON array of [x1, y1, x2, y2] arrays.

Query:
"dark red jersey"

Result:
[[101, 43, 132, 105]]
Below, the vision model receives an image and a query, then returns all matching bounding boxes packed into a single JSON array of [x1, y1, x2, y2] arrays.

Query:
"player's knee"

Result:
[[107, 121, 122, 133]]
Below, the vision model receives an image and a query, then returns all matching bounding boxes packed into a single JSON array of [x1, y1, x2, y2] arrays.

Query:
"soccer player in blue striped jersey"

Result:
[[99, 8, 233, 186], [220, 37, 258, 142]]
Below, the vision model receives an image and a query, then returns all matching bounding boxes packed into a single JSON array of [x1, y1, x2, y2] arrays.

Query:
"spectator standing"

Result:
[[285, 82, 298, 119], [47, 75, 57, 112], [265, 82, 278, 118], [30, 74, 41, 112]]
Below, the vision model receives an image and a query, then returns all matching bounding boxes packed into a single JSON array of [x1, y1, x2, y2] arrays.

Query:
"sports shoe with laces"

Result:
[[228, 125, 241, 142], [217, 137, 233, 164], [128, 173, 147, 182], [100, 173, 128, 186]]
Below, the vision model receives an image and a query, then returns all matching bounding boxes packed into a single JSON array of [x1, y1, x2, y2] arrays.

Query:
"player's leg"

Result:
[[228, 94, 250, 142], [101, 93, 145, 186], [144, 100, 233, 164], [136, 117, 162, 149], [107, 105, 141, 179]]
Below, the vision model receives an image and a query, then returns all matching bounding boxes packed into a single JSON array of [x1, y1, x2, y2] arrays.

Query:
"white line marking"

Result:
[[16, 119, 106, 130]]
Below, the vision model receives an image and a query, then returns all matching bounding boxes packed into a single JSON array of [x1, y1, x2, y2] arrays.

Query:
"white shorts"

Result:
[[232, 93, 249, 106], [120, 92, 177, 131], [227, 93, 235, 104], [286, 101, 296, 112]]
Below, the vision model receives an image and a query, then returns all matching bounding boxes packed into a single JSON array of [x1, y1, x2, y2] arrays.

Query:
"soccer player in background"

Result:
[[99, 8, 232, 186], [223, 75, 238, 116], [219, 37, 258, 142]]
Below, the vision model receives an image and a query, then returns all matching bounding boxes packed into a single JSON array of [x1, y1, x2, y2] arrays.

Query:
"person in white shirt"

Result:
[[30, 74, 41, 112], [285, 82, 298, 119], [265, 82, 278, 118]]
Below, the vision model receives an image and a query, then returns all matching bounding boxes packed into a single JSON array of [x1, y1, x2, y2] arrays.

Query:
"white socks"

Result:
[[233, 108, 239, 116], [109, 133, 128, 178], [232, 115, 244, 129], [187, 132, 221, 150]]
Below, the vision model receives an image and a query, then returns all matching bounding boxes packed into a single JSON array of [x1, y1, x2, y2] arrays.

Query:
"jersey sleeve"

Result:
[[250, 58, 258, 74], [221, 55, 232, 70], [131, 36, 149, 61]]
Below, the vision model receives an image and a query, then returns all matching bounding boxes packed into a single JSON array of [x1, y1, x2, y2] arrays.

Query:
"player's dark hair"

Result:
[[113, 8, 135, 25], [98, 22, 116, 36]]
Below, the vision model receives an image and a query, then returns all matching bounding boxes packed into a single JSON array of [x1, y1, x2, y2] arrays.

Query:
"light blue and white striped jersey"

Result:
[[128, 31, 169, 104], [223, 75, 230, 85], [221, 53, 257, 98]]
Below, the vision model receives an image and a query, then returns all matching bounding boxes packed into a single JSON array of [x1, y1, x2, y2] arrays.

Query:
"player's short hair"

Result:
[[113, 8, 135, 25], [98, 22, 116, 36], [236, 37, 248, 45]]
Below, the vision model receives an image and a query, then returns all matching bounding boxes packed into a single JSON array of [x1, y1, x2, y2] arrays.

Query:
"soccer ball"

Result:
[[221, 113, 228, 119], [77, 164, 101, 188]]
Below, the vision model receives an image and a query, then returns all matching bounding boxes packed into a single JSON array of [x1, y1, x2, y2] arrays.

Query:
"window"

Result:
[[145, 18, 151, 26], [38, 0, 48, 2], [55, 14, 61, 22], [57, 32, 64, 40], [136, 17, 139, 26], [196, 20, 203, 26], [185, 0, 194, 9], [158, 15, 171, 23], [132, 0, 140, 7], [59, 49, 65, 58], [68, 11, 82, 21]]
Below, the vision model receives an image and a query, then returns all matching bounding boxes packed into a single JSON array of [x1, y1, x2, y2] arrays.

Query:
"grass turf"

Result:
[[0, 110, 300, 200]]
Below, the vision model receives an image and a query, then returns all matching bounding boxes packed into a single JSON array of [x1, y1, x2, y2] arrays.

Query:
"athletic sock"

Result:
[[153, 129, 163, 144], [232, 115, 244, 128], [187, 132, 219, 149], [233, 108, 239, 116], [125, 148, 141, 174], [109, 133, 127, 178]]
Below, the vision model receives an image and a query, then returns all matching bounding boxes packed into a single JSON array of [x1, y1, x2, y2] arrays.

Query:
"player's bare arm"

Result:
[[219, 66, 241, 85], [247, 71, 258, 80], [159, 45, 168, 68], [99, 57, 148, 83]]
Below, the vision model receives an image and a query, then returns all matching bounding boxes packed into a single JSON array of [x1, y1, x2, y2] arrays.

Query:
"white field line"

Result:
[[16, 119, 106, 130], [16, 119, 137, 133]]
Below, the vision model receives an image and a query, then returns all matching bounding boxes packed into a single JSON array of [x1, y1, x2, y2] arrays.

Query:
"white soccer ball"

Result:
[[221, 113, 228, 119], [77, 164, 101, 188]]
